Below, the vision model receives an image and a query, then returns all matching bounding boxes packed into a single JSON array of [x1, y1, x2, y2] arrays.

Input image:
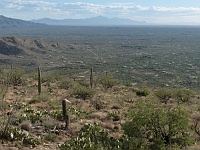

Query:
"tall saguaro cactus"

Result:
[[90, 68, 93, 88], [62, 99, 70, 129], [38, 67, 41, 95]]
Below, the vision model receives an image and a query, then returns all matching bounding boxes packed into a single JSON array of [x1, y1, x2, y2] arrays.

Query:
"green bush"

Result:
[[20, 108, 47, 124], [123, 102, 193, 149], [59, 78, 74, 90], [72, 86, 94, 100], [0, 126, 40, 146], [99, 74, 120, 90], [155, 88, 173, 104], [135, 86, 150, 97], [58, 123, 119, 150], [49, 110, 63, 121], [118, 135, 147, 150], [7, 69, 24, 86], [173, 89, 194, 103], [77, 79, 90, 88], [41, 72, 60, 83]]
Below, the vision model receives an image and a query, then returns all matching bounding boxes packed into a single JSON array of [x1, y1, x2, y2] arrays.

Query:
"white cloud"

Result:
[[152, 6, 200, 12], [6, 3, 23, 10], [2, 0, 58, 12]]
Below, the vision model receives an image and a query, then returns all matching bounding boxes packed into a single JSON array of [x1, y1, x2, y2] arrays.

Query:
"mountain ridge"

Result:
[[31, 16, 146, 26], [0, 15, 45, 28]]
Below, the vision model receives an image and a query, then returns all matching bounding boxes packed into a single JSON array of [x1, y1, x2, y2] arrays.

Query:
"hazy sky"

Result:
[[1, 0, 200, 24]]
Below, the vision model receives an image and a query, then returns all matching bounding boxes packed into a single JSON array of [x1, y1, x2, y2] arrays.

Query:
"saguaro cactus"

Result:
[[90, 68, 93, 88], [38, 67, 41, 95], [62, 99, 70, 129]]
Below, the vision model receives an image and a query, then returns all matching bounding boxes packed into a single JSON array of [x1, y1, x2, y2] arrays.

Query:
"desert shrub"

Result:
[[48, 99, 60, 109], [20, 108, 47, 124], [32, 71, 60, 87], [173, 89, 194, 103], [20, 120, 32, 131], [77, 79, 90, 87], [122, 102, 193, 149], [91, 100, 105, 110], [43, 119, 59, 132], [0, 85, 37, 146], [0, 86, 23, 143], [49, 107, 82, 121], [118, 134, 147, 150], [58, 123, 119, 150], [0, 126, 40, 146], [125, 82, 133, 87], [99, 74, 120, 90], [41, 72, 60, 83], [71, 86, 94, 100], [59, 78, 75, 90], [135, 86, 150, 97], [192, 115, 200, 138], [29, 94, 51, 104], [155, 88, 173, 104], [107, 110, 121, 122], [43, 133, 58, 142], [49, 110, 63, 121], [0, 86, 8, 109], [7, 69, 24, 86]]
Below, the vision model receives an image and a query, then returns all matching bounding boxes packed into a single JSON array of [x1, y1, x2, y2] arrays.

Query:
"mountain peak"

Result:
[[91, 16, 108, 19]]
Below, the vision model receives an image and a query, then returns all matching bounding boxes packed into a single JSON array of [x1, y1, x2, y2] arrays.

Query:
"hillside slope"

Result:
[[0, 15, 44, 28], [0, 36, 69, 67]]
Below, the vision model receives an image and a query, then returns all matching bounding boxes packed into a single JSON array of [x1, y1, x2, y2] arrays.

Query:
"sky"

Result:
[[1, 0, 200, 24]]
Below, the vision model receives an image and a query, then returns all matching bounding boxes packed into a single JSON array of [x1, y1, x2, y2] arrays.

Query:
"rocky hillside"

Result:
[[0, 36, 70, 67], [0, 36, 67, 55]]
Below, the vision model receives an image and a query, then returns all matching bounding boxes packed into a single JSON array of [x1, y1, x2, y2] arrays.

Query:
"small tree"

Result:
[[123, 102, 193, 149], [7, 69, 24, 86]]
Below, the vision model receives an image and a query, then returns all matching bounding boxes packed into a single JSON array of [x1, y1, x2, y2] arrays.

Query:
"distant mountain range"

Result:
[[0, 15, 44, 28], [0, 15, 198, 28], [31, 16, 146, 26], [0, 15, 146, 28]]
